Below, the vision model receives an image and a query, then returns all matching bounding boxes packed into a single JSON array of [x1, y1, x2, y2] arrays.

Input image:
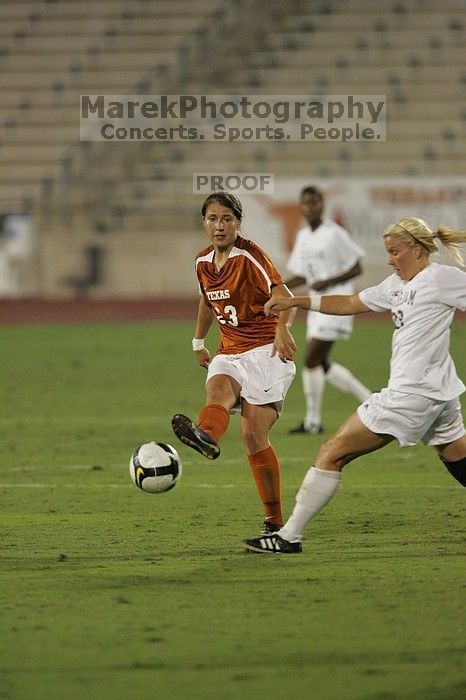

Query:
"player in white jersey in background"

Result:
[[244, 216, 466, 553], [285, 185, 371, 435]]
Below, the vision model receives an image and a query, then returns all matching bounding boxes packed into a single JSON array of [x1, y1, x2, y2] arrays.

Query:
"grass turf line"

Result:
[[0, 320, 465, 700]]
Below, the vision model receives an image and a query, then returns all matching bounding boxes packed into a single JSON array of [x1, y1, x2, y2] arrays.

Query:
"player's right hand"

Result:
[[195, 348, 211, 369]]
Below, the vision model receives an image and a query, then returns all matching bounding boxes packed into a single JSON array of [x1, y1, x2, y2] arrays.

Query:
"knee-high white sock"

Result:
[[302, 366, 326, 428], [326, 362, 371, 402], [279, 467, 341, 542]]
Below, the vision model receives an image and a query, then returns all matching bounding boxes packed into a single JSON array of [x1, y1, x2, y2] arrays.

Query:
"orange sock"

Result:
[[198, 404, 230, 444], [248, 446, 283, 526]]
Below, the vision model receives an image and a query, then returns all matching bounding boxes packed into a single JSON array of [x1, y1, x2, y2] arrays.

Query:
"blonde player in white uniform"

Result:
[[244, 216, 466, 553], [286, 186, 370, 435]]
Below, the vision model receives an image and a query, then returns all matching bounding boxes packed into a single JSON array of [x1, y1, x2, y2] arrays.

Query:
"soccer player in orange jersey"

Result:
[[172, 192, 297, 533]]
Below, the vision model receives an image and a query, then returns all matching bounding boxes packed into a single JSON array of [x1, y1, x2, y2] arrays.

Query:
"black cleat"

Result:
[[288, 421, 323, 435], [171, 413, 220, 460], [243, 533, 302, 554]]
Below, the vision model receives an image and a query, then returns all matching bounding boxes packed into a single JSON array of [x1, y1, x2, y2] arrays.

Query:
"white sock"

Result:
[[326, 362, 371, 402], [302, 366, 325, 428], [279, 467, 341, 542]]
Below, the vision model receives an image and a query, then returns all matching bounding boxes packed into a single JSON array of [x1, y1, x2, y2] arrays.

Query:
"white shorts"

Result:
[[206, 343, 296, 415], [306, 310, 353, 341], [357, 388, 465, 448]]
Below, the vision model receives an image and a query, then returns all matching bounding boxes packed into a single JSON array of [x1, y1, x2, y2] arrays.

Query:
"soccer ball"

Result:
[[129, 441, 182, 493]]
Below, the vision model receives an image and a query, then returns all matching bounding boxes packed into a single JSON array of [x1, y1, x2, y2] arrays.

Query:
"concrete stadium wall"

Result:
[[35, 226, 207, 298]]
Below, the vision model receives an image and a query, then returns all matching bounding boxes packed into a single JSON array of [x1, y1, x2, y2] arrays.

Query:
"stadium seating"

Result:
[[0, 0, 465, 296]]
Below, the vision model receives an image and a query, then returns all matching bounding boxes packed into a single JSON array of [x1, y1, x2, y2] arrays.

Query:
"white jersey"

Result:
[[287, 218, 366, 295], [359, 263, 466, 400]]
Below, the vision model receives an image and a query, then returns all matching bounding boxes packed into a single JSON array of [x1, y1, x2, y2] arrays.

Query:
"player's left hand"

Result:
[[272, 324, 297, 363]]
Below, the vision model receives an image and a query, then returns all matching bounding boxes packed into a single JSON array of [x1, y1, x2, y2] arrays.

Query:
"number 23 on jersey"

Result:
[[214, 304, 239, 326]]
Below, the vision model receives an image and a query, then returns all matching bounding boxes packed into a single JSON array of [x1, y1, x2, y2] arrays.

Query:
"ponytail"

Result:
[[434, 224, 466, 268]]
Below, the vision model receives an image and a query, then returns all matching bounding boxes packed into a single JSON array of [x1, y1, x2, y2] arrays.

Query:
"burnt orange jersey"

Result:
[[196, 235, 282, 355]]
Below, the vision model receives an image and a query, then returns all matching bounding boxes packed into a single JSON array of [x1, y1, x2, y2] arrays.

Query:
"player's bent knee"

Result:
[[315, 438, 343, 470], [206, 387, 229, 405], [241, 429, 265, 454], [315, 440, 332, 462]]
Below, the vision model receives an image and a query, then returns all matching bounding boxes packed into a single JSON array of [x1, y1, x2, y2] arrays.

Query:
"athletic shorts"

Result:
[[357, 388, 465, 448], [306, 310, 353, 342], [206, 343, 296, 415]]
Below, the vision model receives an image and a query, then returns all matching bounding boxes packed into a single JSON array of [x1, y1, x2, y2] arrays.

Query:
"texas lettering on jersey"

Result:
[[195, 235, 282, 355], [206, 289, 231, 301]]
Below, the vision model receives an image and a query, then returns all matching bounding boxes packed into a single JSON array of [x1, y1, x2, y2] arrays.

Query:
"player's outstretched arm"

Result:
[[264, 294, 370, 317], [264, 295, 308, 315]]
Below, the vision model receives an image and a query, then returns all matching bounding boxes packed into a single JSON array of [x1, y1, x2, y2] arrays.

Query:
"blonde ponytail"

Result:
[[384, 217, 466, 267], [434, 224, 466, 267]]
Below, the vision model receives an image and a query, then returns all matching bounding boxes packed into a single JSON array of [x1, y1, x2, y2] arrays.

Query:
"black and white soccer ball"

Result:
[[129, 441, 182, 493]]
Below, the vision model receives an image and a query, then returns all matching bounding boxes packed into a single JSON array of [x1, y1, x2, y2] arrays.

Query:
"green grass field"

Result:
[[1, 319, 465, 700]]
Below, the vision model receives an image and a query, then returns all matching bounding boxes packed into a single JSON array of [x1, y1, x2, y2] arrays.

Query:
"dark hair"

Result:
[[300, 185, 324, 201], [201, 192, 243, 220]]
